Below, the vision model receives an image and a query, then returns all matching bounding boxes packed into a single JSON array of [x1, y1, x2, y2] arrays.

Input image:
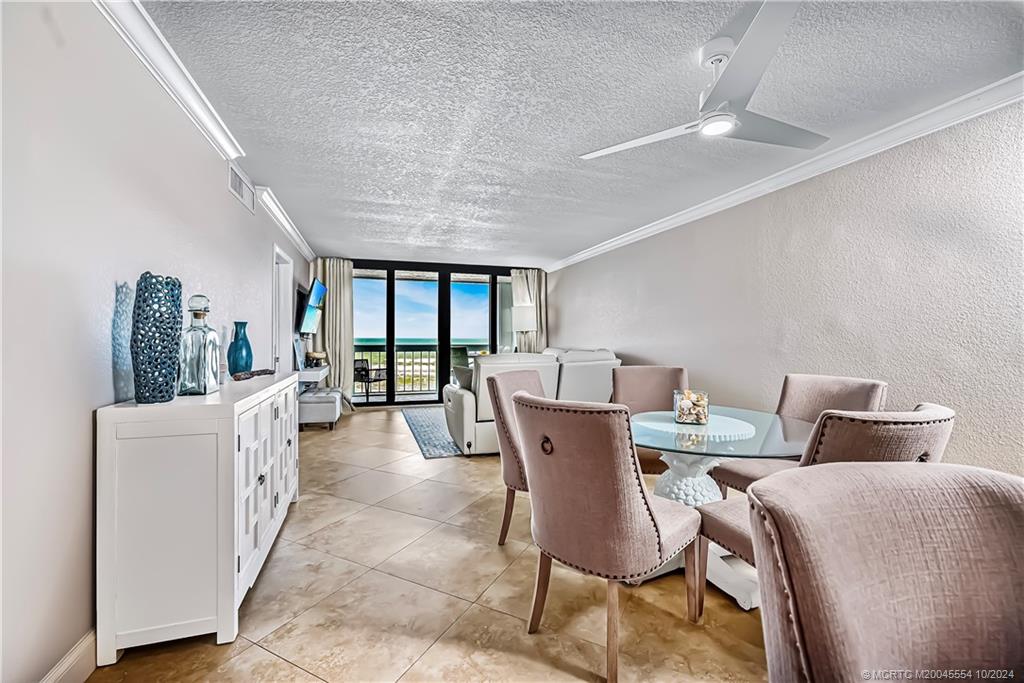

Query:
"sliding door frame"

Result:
[[352, 259, 515, 406]]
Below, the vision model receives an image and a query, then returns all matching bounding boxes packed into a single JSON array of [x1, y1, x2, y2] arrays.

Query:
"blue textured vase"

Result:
[[130, 271, 183, 403], [227, 321, 253, 375]]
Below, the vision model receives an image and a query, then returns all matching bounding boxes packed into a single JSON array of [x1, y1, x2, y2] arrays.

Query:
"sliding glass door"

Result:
[[451, 273, 490, 377], [353, 269, 388, 404], [351, 260, 511, 405], [395, 271, 439, 402]]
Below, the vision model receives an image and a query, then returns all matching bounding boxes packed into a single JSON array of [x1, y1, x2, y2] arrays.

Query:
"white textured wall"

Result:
[[2, 4, 310, 680], [549, 103, 1024, 477]]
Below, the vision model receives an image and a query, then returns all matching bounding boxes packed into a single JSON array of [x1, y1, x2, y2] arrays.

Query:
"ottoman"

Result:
[[298, 388, 343, 430]]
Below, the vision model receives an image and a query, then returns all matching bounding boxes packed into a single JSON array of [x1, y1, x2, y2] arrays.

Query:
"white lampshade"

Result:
[[512, 305, 537, 332]]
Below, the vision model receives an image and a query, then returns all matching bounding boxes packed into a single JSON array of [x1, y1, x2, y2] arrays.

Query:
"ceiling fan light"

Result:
[[700, 114, 736, 137]]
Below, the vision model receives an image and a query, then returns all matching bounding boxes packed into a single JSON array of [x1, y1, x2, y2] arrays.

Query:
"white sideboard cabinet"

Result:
[[96, 372, 299, 666]]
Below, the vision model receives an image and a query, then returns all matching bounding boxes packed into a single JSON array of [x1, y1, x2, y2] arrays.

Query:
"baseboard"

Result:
[[41, 631, 96, 683]]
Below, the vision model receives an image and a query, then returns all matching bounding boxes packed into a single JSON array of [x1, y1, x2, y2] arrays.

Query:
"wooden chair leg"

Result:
[[717, 481, 728, 498], [685, 535, 709, 623], [497, 487, 516, 546], [606, 581, 619, 683], [528, 552, 552, 634]]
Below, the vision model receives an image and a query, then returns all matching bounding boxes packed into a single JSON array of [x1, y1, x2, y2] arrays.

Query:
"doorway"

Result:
[[272, 246, 294, 374]]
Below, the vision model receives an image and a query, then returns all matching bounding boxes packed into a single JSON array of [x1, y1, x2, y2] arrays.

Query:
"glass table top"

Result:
[[631, 407, 815, 458]]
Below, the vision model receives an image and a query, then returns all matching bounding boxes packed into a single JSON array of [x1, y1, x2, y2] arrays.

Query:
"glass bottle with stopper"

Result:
[[179, 294, 221, 395]]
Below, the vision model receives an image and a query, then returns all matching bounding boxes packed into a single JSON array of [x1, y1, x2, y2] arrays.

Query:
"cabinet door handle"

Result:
[[287, 438, 292, 447], [258, 474, 266, 485]]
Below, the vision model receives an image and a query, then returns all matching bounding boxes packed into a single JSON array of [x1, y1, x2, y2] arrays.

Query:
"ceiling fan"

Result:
[[580, 1, 828, 160]]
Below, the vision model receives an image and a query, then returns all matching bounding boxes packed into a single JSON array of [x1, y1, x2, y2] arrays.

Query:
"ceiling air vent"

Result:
[[227, 161, 256, 214]]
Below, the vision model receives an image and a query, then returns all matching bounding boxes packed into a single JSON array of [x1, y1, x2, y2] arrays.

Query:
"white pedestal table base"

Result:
[[635, 451, 760, 611]]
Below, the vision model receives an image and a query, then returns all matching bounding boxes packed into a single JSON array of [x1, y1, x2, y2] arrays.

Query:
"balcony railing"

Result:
[[353, 343, 488, 403]]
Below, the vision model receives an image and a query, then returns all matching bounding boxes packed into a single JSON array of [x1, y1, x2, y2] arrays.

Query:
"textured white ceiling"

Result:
[[145, 1, 1023, 267]]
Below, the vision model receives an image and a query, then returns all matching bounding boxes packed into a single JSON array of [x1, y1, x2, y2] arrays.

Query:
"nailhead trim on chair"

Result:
[[516, 398, 673, 572], [493, 389, 529, 490], [806, 413, 955, 466], [749, 498, 812, 682], [536, 531, 699, 582]]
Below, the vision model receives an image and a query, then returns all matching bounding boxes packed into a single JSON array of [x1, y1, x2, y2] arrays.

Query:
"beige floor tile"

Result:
[[298, 506, 438, 566], [260, 570, 469, 683], [238, 540, 367, 642], [446, 490, 532, 544], [279, 491, 367, 541], [399, 604, 605, 682], [87, 635, 252, 683], [318, 469, 421, 505], [193, 645, 321, 682], [378, 523, 527, 601], [330, 428, 393, 448], [377, 479, 486, 521], [376, 454, 461, 479], [618, 573, 767, 682], [365, 420, 413, 436], [299, 458, 367, 491], [428, 455, 503, 492], [332, 444, 415, 468], [377, 433, 422, 452], [478, 545, 620, 647]]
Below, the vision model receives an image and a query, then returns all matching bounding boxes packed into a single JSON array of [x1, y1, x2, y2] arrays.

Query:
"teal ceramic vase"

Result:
[[227, 321, 253, 375]]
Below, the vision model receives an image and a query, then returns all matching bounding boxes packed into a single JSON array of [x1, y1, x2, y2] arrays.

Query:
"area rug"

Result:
[[402, 406, 462, 458]]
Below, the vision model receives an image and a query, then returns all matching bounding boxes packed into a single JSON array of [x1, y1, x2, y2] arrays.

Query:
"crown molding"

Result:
[[256, 186, 317, 262], [93, 0, 244, 160], [546, 72, 1024, 272]]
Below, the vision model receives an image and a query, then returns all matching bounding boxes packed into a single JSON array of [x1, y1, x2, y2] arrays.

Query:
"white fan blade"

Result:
[[730, 110, 828, 149], [579, 120, 701, 159], [700, 1, 801, 114]]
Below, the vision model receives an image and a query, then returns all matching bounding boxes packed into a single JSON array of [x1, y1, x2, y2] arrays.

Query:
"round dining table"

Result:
[[631, 406, 815, 506]]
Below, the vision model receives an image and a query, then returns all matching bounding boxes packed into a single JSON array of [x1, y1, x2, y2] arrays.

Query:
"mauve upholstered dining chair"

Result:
[[749, 462, 1024, 681], [512, 392, 701, 683], [710, 373, 888, 495], [611, 365, 688, 475], [486, 370, 546, 546], [689, 403, 955, 623]]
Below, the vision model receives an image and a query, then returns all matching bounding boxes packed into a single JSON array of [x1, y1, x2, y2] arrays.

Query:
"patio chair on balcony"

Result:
[[353, 358, 387, 404]]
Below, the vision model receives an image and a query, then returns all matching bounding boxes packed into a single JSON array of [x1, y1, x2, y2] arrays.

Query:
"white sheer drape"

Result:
[[511, 268, 548, 353], [312, 258, 354, 400]]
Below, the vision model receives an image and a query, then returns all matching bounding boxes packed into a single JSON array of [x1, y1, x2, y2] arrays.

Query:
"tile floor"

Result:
[[89, 407, 767, 682]]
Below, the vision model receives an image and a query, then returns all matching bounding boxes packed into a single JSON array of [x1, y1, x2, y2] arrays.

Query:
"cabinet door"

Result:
[[255, 398, 276, 548], [280, 387, 297, 500], [237, 405, 262, 581]]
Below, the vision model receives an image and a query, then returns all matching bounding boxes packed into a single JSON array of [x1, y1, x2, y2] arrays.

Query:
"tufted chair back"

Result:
[[776, 373, 888, 424], [610, 366, 688, 414], [799, 403, 955, 467], [512, 392, 670, 580], [487, 370, 545, 491], [749, 462, 1024, 681]]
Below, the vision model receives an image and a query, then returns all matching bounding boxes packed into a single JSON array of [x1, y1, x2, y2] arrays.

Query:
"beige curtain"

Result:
[[511, 268, 548, 353], [312, 258, 354, 399]]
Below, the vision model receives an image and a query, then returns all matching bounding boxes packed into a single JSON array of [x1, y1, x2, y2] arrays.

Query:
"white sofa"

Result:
[[442, 348, 621, 455]]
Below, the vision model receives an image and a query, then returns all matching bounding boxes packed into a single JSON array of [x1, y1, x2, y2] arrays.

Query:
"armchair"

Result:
[[442, 353, 558, 454]]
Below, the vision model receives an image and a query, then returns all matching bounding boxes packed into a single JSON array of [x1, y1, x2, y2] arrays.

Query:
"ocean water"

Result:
[[355, 338, 488, 346]]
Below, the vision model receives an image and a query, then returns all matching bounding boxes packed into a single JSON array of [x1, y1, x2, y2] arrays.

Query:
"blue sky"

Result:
[[354, 278, 489, 340]]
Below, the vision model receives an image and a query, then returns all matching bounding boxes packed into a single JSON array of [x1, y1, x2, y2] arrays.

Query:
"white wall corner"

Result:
[[92, 0, 244, 160], [546, 71, 1024, 272], [41, 631, 96, 683]]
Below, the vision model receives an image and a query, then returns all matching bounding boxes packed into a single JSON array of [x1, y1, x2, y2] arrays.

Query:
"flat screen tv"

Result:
[[296, 278, 327, 336]]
